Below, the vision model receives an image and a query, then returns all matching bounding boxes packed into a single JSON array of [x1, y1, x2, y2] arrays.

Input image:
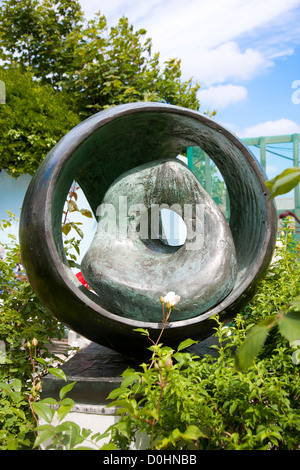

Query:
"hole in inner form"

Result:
[[139, 208, 188, 253], [160, 209, 187, 247]]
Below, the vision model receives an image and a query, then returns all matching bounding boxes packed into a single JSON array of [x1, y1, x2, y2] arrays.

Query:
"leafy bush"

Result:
[[1, 213, 300, 450], [104, 226, 300, 450], [0, 211, 67, 448], [0, 66, 80, 177]]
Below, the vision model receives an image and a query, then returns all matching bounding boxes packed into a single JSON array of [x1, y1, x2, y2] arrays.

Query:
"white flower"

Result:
[[161, 291, 180, 308]]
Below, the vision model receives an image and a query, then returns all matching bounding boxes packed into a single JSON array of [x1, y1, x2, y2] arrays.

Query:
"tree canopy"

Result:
[[0, 66, 80, 176], [0, 0, 201, 117], [0, 0, 211, 176]]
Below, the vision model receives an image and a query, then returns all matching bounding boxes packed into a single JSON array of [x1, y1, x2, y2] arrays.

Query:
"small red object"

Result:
[[76, 271, 89, 288]]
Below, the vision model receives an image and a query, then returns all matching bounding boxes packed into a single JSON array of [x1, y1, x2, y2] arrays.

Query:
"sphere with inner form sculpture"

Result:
[[82, 158, 238, 323], [19, 102, 277, 356]]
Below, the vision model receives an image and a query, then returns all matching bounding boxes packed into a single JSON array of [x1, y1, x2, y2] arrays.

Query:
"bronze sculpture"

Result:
[[19, 102, 277, 356]]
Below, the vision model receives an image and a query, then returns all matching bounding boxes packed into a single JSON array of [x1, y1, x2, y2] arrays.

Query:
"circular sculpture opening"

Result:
[[159, 208, 187, 247], [19, 102, 277, 356]]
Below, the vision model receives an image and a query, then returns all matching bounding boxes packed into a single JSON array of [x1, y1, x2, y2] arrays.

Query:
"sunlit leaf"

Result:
[[32, 402, 55, 424], [278, 310, 300, 343], [235, 315, 277, 371], [33, 429, 54, 448], [59, 381, 77, 400], [48, 368, 67, 381], [265, 168, 300, 199], [177, 338, 198, 351], [62, 223, 71, 236], [290, 295, 300, 311], [80, 209, 93, 218]]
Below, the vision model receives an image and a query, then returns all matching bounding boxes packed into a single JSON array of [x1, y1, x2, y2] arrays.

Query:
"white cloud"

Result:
[[198, 84, 248, 110], [184, 42, 269, 86], [242, 119, 300, 137], [80, 0, 300, 85]]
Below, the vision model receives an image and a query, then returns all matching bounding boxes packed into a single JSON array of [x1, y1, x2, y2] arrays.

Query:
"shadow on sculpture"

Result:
[[19, 102, 277, 358]]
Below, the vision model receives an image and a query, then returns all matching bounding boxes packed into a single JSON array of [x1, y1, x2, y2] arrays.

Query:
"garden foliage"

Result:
[[105, 229, 300, 450], [0, 0, 203, 177], [0, 67, 80, 177], [0, 216, 300, 450], [0, 212, 66, 449]]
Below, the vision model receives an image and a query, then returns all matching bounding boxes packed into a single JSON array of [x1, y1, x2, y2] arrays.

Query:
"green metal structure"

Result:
[[243, 134, 300, 241], [187, 133, 300, 240]]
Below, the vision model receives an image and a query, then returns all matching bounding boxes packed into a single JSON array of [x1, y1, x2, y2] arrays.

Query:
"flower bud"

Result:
[[32, 338, 38, 347], [26, 341, 31, 349], [164, 358, 173, 370], [35, 381, 42, 392]]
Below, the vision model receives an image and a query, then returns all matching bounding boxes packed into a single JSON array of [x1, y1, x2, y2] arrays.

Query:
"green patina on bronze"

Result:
[[19, 103, 277, 356], [81, 158, 237, 322]]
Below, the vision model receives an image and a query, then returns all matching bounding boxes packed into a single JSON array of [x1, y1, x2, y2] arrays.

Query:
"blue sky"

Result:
[[79, 0, 300, 178]]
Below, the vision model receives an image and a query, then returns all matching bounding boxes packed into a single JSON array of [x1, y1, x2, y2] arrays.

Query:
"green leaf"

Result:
[[133, 328, 149, 337], [73, 224, 84, 238], [0, 382, 11, 393], [235, 315, 277, 371], [62, 223, 71, 236], [278, 310, 300, 343], [12, 378, 22, 392], [156, 425, 208, 450], [32, 402, 55, 424], [34, 428, 54, 448], [13, 408, 26, 420], [81, 428, 92, 439], [80, 209, 93, 218], [120, 373, 140, 389], [107, 386, 127, 400], [59, 381, 76, 400], [290, 295, 300, 311], [292, 348, 300, 365], [60, 397, 75, 406], [265, 168, 300, 198], [48, 368, 67, 381], [177, 338, 198, 351], [36, 357, 47, 367], [39, 397, 57, 406], [55, 421, 82, 449], [179, 424, 209, 440], [99, 443, 118, 450], [56, 404, 73, 422], [68, 201, 78, 212], [7, 438, 18, 450]]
